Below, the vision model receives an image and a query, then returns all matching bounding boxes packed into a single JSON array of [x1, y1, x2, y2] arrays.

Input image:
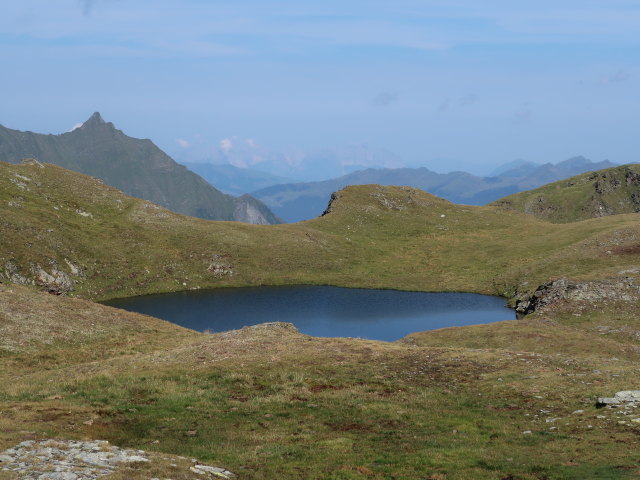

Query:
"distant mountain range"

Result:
[[172, 137, 403, 181], [249, 156, 618, 223], [0, 113, 281, 224], [182, 162, 294, 197]]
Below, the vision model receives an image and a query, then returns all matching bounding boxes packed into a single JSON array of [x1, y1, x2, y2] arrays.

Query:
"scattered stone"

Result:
[[191, 464, 235, 478], [21, 157, 45, 168], [75, 209, 93, 218], [64, 258, 82, 276], [207, 263, 233, 277]]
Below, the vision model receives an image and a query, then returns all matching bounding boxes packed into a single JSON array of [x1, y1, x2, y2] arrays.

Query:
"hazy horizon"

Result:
[[1, 1, 638, 177]]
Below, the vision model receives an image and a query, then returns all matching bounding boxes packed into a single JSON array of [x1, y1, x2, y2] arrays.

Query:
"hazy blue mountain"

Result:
[[488, 159, 540, 177], [252, 157, 620, 223], [172, 137, 403, 182], [0, 113, 281, 224], [181, 162, 294, 196], [513, 156, 616, 189]]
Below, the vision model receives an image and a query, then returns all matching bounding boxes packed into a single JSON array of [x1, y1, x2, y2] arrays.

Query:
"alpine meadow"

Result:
[[2, 1, 640, 479]]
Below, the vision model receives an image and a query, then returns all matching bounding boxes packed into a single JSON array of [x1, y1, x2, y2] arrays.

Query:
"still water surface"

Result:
[[104, 285, 515, 342]]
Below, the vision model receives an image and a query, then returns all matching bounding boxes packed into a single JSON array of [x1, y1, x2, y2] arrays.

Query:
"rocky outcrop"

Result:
[[515, 274, 640, 315], [31, 263, 75, 294], [2, 261, 30, 286], [321, 191, 342, 216], [2, 259, 83, 294]]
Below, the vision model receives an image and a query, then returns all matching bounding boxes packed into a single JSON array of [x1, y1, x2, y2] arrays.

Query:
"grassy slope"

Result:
[[2, 162, 640, 301], [492, 164, 640, 223], [3, 162, 640, 478]]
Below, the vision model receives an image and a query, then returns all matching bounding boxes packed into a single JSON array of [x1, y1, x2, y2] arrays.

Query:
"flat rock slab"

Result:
[[597, 390, 640, 407], [0, 439, 234, 479]]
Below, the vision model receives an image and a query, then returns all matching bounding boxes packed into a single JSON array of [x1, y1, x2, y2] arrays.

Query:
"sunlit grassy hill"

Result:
[[2, 161, 640, 301], [492, 164, 640, 223]]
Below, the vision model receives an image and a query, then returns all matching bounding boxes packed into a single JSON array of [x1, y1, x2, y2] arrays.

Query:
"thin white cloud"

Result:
[[220, 138, 233, 153], [4, 0, 640, 65], [176, 138, 190, 148]]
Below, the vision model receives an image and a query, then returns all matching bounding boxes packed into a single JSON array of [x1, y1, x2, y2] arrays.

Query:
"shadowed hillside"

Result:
[[0, 113, 280, 224]]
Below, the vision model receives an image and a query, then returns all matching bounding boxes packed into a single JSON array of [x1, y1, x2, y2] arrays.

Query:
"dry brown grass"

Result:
[[3, 288, 640, 478], [0, 284, 198, 367]]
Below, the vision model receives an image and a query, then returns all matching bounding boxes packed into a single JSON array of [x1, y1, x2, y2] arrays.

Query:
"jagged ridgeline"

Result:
[[251, 156, 618, 223], [492, 164, 640, 223], [0, 113, 281, 224]]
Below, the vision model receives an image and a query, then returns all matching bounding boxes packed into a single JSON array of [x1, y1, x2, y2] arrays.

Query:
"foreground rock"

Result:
[[0, 439, 234, 479], [597, 390, 640, 408]]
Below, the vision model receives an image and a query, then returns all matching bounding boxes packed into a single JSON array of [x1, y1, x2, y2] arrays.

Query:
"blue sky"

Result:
[[1, 0, 639, 175]]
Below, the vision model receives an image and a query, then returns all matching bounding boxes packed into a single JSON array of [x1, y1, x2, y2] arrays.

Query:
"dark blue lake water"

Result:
[[104, 285, 515, 341]]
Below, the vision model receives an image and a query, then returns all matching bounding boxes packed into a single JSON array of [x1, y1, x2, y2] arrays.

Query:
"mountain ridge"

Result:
[[182, 161, 295, 196], [251, 157, 618, 222], [0, 113, 281, 224]]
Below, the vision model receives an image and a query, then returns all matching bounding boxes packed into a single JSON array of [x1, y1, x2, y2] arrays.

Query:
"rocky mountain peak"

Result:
[[78, 112, 112, 131]]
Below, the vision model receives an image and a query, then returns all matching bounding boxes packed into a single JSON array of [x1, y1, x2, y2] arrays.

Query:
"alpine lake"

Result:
[[104, 285, 515, 341]]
